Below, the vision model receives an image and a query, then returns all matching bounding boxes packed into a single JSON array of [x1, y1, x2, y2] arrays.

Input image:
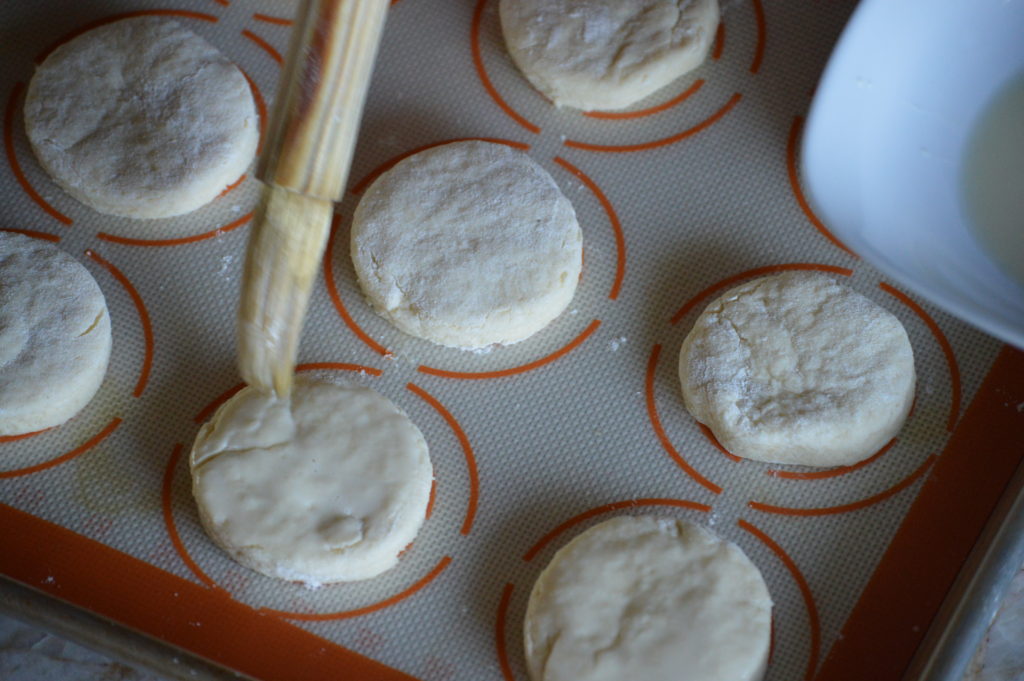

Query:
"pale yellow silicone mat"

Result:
[[2, 2, 1023, 681]]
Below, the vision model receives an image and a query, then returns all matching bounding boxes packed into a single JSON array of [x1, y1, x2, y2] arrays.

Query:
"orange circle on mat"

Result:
[[697, 411, 907, 480], [0, 247, 148, 477], [493, 499, 710, 681], [349, 143, 626, 302], [0, 418, 122, 480], [469, 0, 765, 135], [163, 363, 480, 619], [491, 501, 815, 681], [648, 264, 960, 512], [330, 147, 625, 378], [326, 211, 601, 378], [12, 9, 263, 241]]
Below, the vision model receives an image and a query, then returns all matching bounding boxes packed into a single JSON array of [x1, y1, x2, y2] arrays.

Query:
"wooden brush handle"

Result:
[[237, 0, 387, 396], [257, 0, 389, 200]]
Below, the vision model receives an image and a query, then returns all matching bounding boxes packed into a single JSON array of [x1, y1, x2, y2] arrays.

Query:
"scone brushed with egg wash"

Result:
[[190, 377, 433, 586]]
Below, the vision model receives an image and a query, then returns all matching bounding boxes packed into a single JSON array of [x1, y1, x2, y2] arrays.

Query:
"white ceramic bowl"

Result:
[[802, 0, 1024, 349]]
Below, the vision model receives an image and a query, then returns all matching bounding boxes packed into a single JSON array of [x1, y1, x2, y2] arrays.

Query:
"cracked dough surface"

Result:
[[524, 515, 772, 681], [0, 232, 111, 436], [679, 272, 916, 467], [351, 140, 582, 349], [24, 17, 258, 219], [499, 0, 719, 111], [190, 377, 432, 585]]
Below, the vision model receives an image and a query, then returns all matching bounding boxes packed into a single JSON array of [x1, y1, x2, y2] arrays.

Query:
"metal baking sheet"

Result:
[[1, 2, 1022, 680]]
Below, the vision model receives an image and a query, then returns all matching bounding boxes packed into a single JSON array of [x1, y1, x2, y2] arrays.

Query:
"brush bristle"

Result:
[[237, 183, 333, 396]]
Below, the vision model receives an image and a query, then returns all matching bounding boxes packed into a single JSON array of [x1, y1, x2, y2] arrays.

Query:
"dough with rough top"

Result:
[[190, 377, 432, 585], [678, 272, 916, 467], [0, 232, 111, 436], [351, 140, 582, 349], [499, 0, 719, 111], [24, 17, 258, 219], [524, 515, 772, 681]]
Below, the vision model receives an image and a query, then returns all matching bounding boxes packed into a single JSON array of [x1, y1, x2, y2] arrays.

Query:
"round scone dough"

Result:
[[351, 140, 583, 349], [499, 0, 719, 111], [190, 377, 432, 585], [24, 17, 258, 219], [525, 515, 772, 681], [679, 272, 916, 467], [0, 232, 111, 436]]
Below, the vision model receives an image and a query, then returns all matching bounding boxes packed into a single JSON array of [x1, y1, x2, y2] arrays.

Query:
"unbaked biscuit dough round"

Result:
[[190, 377, 432, 585], [351, 140, 583, 349], [24, 17, 258, 219], [525, 515, 772, 681], [679, 272, 916, 467], [0, 232, 111, 436], [499, 0, 719, 111]]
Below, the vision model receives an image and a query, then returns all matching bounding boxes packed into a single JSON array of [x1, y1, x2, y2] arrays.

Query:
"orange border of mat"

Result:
[[0, 354, 1021, 680], [813, 344, 1024, 681], [0, 504, 418, 681]]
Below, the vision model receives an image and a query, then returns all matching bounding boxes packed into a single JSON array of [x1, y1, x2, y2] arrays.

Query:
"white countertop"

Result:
[[964, 568, 1024, 681], [0, 612, 168, 681]]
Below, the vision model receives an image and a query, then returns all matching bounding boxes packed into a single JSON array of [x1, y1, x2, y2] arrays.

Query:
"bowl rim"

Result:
[[800, 0, 1024, 350]]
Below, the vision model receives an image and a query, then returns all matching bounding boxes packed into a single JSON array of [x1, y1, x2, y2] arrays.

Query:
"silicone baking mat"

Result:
[[1, 1, 1022, 680]]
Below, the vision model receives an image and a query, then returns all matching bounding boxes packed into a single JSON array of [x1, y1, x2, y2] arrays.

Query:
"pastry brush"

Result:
[[238, 0, 388, 396]]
